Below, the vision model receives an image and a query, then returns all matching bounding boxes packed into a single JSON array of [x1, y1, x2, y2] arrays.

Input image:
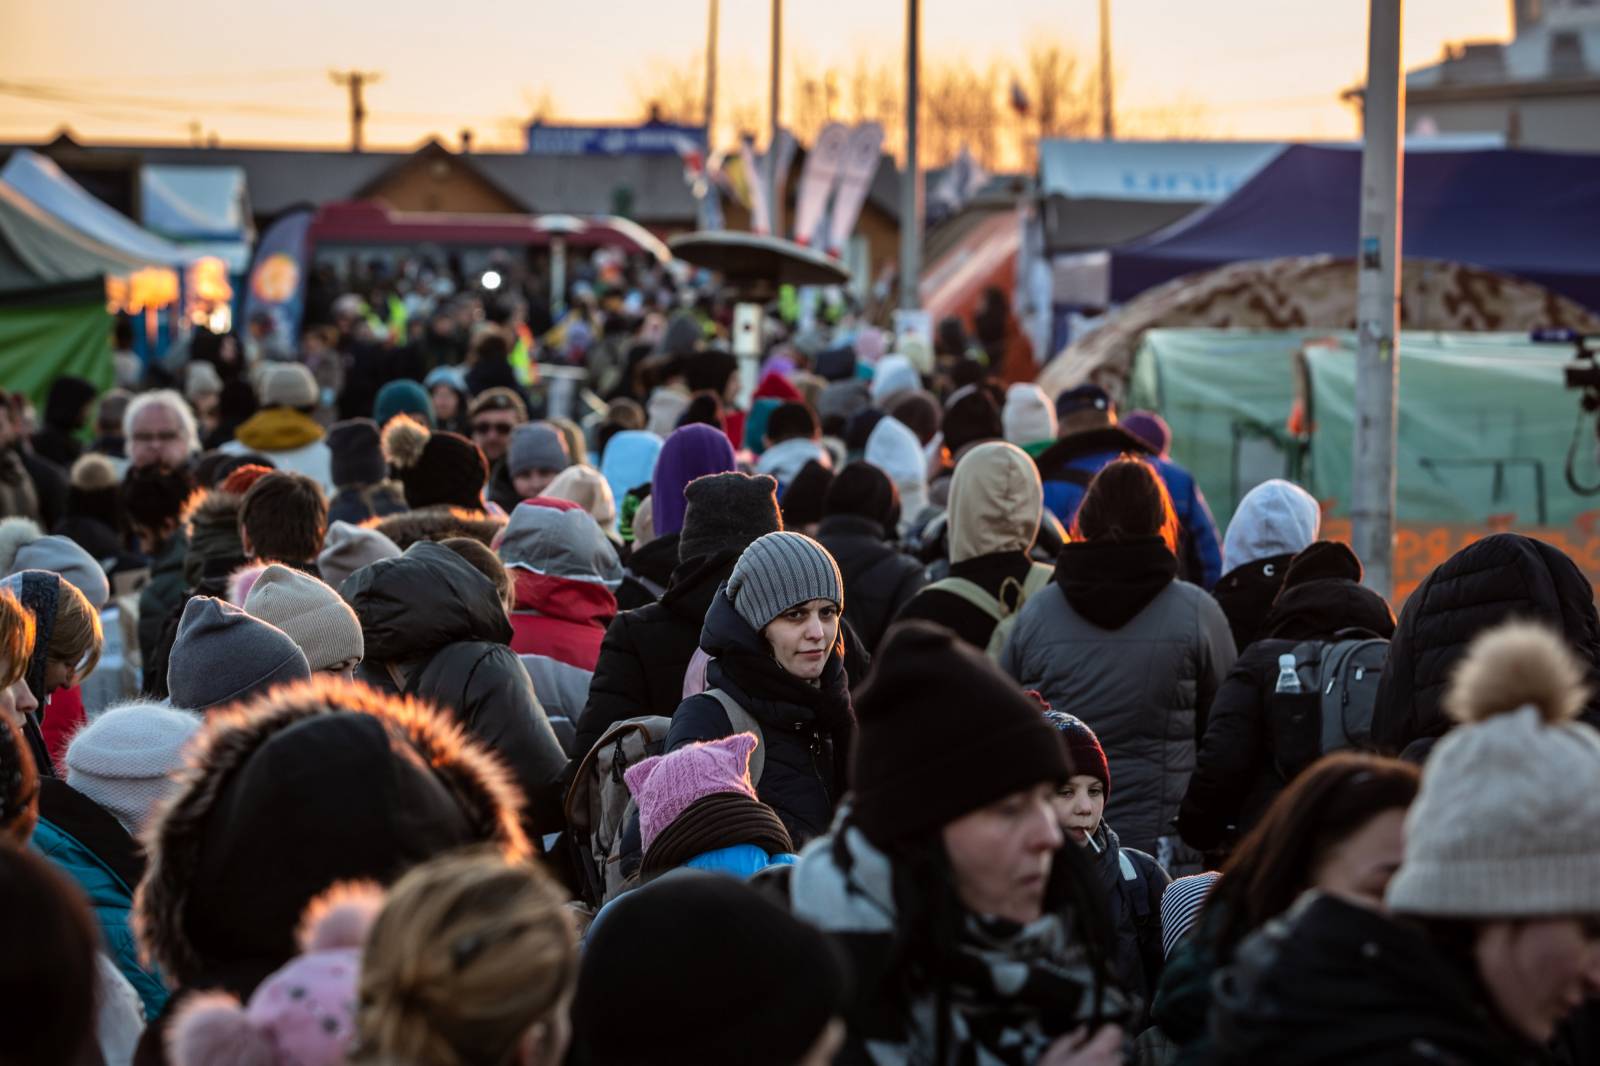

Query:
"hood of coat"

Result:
[[948, 441, 1043, 563], [233, 407, 326, 452], [1033, 425, 1154, 478], [1213, 893, 1534, 1065], [1053, 537, 1177, 630], [345, 540, 514, 663], [182, 487, 248, 590], [499, 498, 622, 587], [659, 547, 742, 630], [511, 567, 617, 629], [133, 677, 529, 994], [1265, 580, 1396, 642], [755, 437, 830, 484], [375, 505, 505, 551], [1222, 480, 1320, 573]]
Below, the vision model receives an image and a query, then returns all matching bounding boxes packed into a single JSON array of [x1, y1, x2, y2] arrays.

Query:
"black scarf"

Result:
[[639, 792, 793, 878]]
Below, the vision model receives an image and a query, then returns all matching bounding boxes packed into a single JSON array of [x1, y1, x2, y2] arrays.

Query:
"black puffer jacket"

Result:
[[1180, 544, 1396, 853], [613, 531, 679, 611], [1086, 823, 1169, 1024], [346, 540, 568, 836], [1210, 552, 1295, 652], [1212, 892, 1546, 1066], [816, 514, 926, 653], [1374, 533, 1600, 760], [894, 550, 1036, 651], [664, 590, 856, 847]]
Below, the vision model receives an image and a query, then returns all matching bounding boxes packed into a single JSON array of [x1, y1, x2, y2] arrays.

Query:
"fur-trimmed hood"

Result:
[[182, 487, 247, 592], [133, 676, 530, 997], [374, 505, 506, 550]]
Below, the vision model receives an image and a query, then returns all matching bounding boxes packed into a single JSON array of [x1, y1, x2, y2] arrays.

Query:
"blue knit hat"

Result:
[[373, 379, 434, 430]]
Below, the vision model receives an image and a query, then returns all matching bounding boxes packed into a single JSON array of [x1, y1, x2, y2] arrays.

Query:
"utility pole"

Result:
[[899, 0, 922, 310], [1352, 0, 1405, 597], [1099, 0, 1115, 140], [704, 0, 718, 146], [768, 0, 783, 240], [329, 70, 381, 153]]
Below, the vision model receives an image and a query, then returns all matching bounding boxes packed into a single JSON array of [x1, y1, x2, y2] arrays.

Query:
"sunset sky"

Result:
[[0, 0, 1511, 154]]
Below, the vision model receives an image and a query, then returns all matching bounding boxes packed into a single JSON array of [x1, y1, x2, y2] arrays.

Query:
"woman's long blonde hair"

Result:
[[352, 850, 577, 1066]]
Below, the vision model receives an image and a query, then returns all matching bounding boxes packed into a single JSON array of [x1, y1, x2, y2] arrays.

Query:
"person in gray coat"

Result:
[[1001, 457, 1235, 875]]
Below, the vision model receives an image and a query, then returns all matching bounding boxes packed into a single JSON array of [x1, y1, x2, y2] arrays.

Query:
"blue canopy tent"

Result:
[[1110, 145, 1600, 311]]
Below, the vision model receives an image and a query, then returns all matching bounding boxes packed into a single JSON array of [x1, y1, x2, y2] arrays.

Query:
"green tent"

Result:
[[1126, 328, 1586, 530], [0, 180, 140, 409]]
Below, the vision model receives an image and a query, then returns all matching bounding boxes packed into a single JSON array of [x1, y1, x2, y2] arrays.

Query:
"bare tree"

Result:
[[1016, 40, 1097, 170], [631, 56, 704, 125]]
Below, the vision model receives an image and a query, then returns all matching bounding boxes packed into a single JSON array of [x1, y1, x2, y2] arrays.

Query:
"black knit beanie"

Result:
[[382, 415, 488, 511], [822, 460, 899, 530], [327, 418, 386, 489], [678, 472, 783, 564], [851, 621, 1070, 847], [942, 383, 1004, 455], [574, 871, 850, 1066]]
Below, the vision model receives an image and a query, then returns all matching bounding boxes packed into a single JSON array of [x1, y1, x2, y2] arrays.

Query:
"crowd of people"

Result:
[[2, 267, 1599, 1066]]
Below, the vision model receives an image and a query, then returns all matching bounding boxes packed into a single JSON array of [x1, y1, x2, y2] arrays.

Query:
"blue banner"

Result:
[[527, 120, 707, 157], [242, 207, 313, 344]]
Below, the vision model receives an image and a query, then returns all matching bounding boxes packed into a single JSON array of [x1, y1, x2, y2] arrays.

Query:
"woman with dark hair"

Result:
[[1002, 457, 1235, 874], [791, 621, 1127, 1066], [1148, 751, 1418, 1060], [1206, 622, 1600, 1065]]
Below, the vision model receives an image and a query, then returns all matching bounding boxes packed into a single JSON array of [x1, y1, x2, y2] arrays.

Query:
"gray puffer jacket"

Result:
[[1001, 538, 1235, 874]]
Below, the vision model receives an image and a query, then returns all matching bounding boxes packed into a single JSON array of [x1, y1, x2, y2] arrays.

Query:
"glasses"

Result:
[[473, 422, 514, 436], [132, 431, 182, 444]]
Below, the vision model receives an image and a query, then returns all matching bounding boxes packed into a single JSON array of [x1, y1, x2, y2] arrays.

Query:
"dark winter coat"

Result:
[[613, 531, 679, 611], [326, 481, 408, 526], [346, 541, 568, 837], [137, 532, 188, 670], [1373, 533, 1600, 760], [1210, 892, 1549, 1066], [374, 504, 505, 550], [665, 590, 856, 846], [1179, 546, 1397, 854], [1209, 553, 1295, 653], [1002, 538, 1235, 874], [1033, 426, 1223, 589], [19, 447, 67, 529], [894, 549, 1035, 651], [816, 513, 926, 653], [1086, 823, 1169, 1023], [130, 684, 529, 1066]]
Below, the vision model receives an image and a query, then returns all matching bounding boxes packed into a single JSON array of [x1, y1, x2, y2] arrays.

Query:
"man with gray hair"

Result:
[[124, 389, 199, 472]]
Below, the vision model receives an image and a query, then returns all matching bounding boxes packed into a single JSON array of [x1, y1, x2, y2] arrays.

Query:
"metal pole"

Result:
[[899, 0, 922, 310], [768, 0, 783, 239], [1098, 0, 1115, 140], [1353, 0, 1405, 597], [704, 0, 718, 145]]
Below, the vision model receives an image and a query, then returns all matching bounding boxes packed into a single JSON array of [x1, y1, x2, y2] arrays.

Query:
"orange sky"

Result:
[[0, 0, 1511, 153]]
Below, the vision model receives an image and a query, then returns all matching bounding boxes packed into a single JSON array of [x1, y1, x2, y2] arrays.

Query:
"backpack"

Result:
[[925, 562, 1054, 660], [564, 715, 673, 906], [703, 688, 767, 785], [1269, 631, 1389, 778]]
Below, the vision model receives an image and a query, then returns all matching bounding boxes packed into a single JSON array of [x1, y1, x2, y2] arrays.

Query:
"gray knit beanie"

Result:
[[508, 422, 571, 477], [243, 564, 365, 671], [317, 521, 401, 593], [1386, 621, 1600, 918], [64, 702, 201, 836], [678, 472, 784, 564], [726, 532, 844, 634], [167, 595, 312, 711]]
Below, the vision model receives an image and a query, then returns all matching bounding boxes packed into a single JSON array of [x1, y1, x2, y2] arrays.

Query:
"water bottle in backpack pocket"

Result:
[[1269, 632, 1389, 779]]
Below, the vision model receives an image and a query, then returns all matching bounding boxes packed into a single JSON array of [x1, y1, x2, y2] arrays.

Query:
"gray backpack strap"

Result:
[[927, 576, 1006, 622], [704, 688, 767, 786]]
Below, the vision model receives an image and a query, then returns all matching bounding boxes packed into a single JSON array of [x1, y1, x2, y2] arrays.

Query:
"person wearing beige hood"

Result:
[[893, 441, 1052, 653]]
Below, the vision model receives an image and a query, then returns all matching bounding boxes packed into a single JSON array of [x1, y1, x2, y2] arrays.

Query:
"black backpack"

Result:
[[1268, 630, 1389, 778]]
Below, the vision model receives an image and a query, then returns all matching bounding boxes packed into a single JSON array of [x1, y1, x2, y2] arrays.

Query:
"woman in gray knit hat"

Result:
[[1209, 620, 1600, 1065], [662, 531, 854, 849]]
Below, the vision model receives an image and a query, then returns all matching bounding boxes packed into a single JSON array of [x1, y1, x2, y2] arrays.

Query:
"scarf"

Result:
[[639, 792, 793, 878], [792, 822, 1121, 1065], [2, 570, 60, 777]]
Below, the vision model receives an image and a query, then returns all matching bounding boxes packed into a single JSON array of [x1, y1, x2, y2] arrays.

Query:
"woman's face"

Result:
[[1053, 774, 1106, 848], [943, 782, 1063, 925], [0, 657, 38, 729], [1477, 918, 1600, 1044], [1311, 808, 1407, 907], [513, 468, 558, 501], [43, 658, 76, 695], [762, 599, 839, 681], [432, 385, 460, 420]]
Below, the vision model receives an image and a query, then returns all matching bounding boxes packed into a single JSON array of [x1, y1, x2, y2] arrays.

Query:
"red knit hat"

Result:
[[1045, 711, 1111, 795]]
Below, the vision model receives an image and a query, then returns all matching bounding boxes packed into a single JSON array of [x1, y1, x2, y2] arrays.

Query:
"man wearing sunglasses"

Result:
[[470, 388, 529, 512]]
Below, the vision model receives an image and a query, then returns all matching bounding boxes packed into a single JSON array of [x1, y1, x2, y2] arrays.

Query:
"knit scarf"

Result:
[[1, 570, 60, 777], [792, 823, 1118, 1066], [639, 792, 794, 879], [234, 407, 324, 452]]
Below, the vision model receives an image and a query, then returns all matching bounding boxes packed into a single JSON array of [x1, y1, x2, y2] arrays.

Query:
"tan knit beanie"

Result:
[[243, 564, 365, 671], [1386, 621, 1600, 918]]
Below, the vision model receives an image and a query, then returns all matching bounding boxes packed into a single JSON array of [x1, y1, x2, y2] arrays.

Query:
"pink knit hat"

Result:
[[624, 733, 759, 855]]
